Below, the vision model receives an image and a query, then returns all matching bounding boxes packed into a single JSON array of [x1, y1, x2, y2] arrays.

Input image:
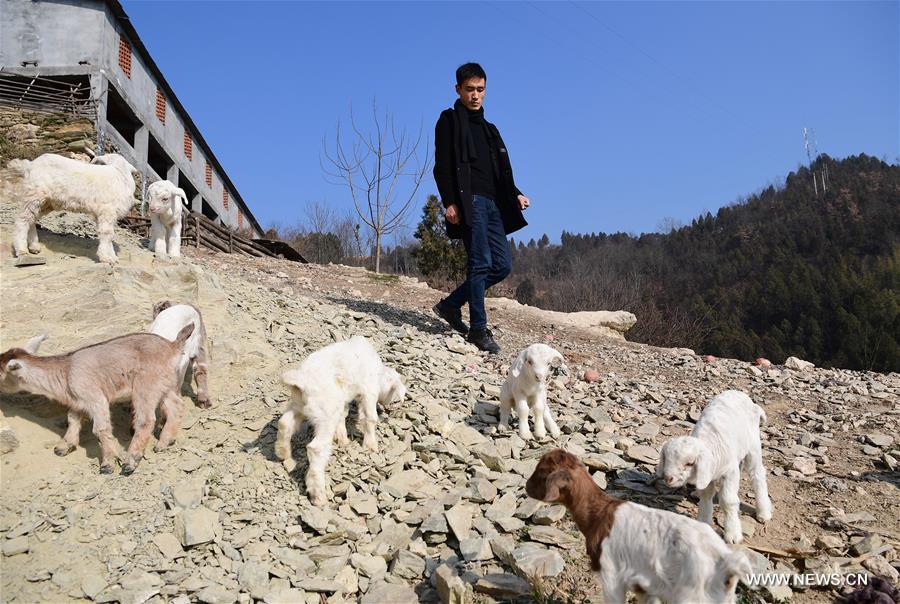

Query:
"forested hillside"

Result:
[[506, 154, 899, 371]]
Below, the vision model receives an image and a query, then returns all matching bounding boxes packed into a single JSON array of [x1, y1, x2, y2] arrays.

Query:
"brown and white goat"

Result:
[[526, 449, 750, 604], [0, 326, 194, 474]]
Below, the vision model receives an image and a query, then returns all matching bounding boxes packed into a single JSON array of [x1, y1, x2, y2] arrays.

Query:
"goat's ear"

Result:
[[23, 334, 48, 354], [152, 300, 173, 318], [175, 187, 188, 207], [550, 348, 564, 365], [655, 447, 666, 477], [510, 352, 525, 379], [723, 551, 751, 591], [693, 444, 714, 490], [6, 360, 23, 372], [543, 469, 570, 501]]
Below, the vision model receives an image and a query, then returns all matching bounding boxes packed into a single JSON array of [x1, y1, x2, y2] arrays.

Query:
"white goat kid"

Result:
[[9, 153, 138, 263], [147, 180, 187, 257], [274, 336, 406, 506], [657, 390, 773, 544], [149, 300, 212, 408], [499, 343, 565, 440]]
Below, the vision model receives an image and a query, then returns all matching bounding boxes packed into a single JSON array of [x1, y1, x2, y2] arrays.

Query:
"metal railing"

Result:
[[0, 72, 96, 118]]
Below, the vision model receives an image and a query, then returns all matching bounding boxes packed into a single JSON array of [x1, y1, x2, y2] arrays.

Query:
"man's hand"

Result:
[[445, 204, 461, 225], [518, 195, 530, 210]]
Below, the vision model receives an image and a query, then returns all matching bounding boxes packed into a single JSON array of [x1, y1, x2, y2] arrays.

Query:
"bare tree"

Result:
[[303, 200, 338, 235], [322, 99, 432, 273]]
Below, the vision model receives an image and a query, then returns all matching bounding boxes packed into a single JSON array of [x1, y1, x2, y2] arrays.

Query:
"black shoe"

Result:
[[433, 302, 468, 335], [467, 327, 500, 354]]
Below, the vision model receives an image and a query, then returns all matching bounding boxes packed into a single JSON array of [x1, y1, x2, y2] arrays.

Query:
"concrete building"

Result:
[[0, 0, 263, 236]]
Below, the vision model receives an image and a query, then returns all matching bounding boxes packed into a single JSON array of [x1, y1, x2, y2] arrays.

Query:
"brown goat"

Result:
[[0, 326, 193, 474], [526, 448, 623, 571], [526, 449, 750, 604]]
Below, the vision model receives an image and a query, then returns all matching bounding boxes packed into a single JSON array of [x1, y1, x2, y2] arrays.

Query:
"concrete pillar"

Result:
[[90, 71, 108, 153], [167, 164, 178, 184], [192, 194, 202, 214], [134, 125, 149, 172]]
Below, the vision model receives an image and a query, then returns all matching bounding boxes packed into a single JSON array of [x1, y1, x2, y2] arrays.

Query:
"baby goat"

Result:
[[527, 449, 750, 604], [147, 180, 187, 257], [0, 327, 193, 474], [149, 300, 212, 408], [498, 343, 565, 441], [9, 153, 138, 263], [657, 390, 772, 544], [274, 336, 406, 506]]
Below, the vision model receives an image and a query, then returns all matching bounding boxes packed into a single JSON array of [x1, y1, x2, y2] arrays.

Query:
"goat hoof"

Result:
[[282, 458, 296, 473], [121, 463, 136, 475], [54, 443, 76, 456], [28, 246, 41, 254], [197, 397, 212, 409], [99, 464, 114, 474]]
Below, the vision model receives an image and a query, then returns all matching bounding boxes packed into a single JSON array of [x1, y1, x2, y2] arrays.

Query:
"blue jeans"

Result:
[[443, 195, 512, 331]]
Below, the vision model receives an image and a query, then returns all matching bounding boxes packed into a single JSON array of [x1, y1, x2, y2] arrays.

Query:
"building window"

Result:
[[183, 131, 192, 160], [205, 162, 212, 187], [155, 88, 166, 124], [223, 188, 229, 209], [118, 34, 132, 78]]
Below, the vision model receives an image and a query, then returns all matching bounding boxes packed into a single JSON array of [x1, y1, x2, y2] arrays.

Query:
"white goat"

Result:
[[0, 327, 193, 474], [147, 180, 186, 257], [498, 343, 566, 441], [9, 153, 138, 263], [527, 449, 752, 604], [274, 336, 406, 506], [657, 390, 773, 544], [149, 300, 211, 408]]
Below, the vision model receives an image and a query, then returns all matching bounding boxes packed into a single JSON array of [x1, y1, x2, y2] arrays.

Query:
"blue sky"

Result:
[[123, 1, 899, 244]]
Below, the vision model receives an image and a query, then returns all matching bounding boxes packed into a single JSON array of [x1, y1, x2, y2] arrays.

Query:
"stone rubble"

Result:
[[0, 200, 897, 604]]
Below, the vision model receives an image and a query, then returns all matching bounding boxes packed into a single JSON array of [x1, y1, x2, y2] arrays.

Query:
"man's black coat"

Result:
[[432, 106, 528, 240]]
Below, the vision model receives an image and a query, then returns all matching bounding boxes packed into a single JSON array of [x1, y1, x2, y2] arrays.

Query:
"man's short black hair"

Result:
[[456, 63, 487, 85]]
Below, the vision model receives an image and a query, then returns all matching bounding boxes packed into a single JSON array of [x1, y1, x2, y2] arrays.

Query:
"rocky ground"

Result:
[[0, 194, 898, 604]]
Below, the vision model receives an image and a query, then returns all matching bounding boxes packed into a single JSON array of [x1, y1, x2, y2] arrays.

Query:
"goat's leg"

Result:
[[26, 206, 50, 254], [167, 220, 182, 257], [88, 402, 118, 474], [334, 406, 350, 446], [358, 393, 379, 452], [747, 449, 773, 522], [305, 418, 337, 506], [121, 391, 159, 474], [719, 470, 743, 544], [542, 404, 561, 439], [149, 217, 167, 256], [192, 334, 212, 408], [275, 408, 301, 471], [515, 397, 532, 440], [95, 212, 118, 263], [532, 390, 549, 439], [13, 201, 42, 256], [498, 388, 513, 432], [155, 391, 184, 451], [54, 410, 83, 456], [599, 566, 626, 604], [697, 482, 716, 526]]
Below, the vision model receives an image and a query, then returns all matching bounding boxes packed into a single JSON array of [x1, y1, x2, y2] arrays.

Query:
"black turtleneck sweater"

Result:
[[467, 109, 497, 200]]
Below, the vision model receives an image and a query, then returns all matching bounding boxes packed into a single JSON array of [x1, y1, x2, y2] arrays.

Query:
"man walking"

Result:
[[432, 62, 530, 353]]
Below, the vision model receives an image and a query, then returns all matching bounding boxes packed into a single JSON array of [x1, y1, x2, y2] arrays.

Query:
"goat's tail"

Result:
[[175, 324, 195, 347], [755, 403, 768, 425], [7, 159, 31, 176]]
